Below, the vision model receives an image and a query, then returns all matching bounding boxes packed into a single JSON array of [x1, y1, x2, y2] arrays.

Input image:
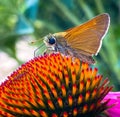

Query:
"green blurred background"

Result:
[[0, 0, 120, 90]]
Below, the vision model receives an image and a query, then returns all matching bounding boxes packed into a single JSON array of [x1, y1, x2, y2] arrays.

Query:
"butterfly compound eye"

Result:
[[48, 37, 56, 45]]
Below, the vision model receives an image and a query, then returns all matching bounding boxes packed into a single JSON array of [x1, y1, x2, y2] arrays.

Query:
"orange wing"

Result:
[[55, 13, 110, 56]]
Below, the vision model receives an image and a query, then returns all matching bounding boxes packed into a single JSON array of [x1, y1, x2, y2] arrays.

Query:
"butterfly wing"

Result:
[[55, 13, 110, 57]]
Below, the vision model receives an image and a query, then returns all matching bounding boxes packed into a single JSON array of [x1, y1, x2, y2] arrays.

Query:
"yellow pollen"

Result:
[[68, 95, 73, 106], [72, 72, 76, 84], [79, 81, 84, 93], [65, 75, 69, 87], [23, 101, 32, 108], [58, 97, 63, 108], [48, 80, 54, 89], [65, 56, 72, 68], [41, 82, 48, 91], [52, 113, 58, 117], [23, 109, 31, 115], [91, 89, 97, 99], [84, 69, 90, 80], [40, 110, 48, 117], [85, 91, 90, 101], [89, 104, 95, 111], [55, 78, 61, 88], [92, 68, 98, 78], [61, 85, 66, 97], [44, 91, 51, 99], [58, 70, 63, 81], [78, 95, 83, 104], [71, 63, 75, 73], [64, 68, 68, 77], [37, 98, 45, 108], [36, 91, 43, 100], [86, 79, 91, 91], [91, 77, 98, 89], [48, 100, 55, 110], [73, 108, 78, 116], [51, 88, 58, 98], [31, 110, 40, 116], [72, 84, 77, 95], [29, 98, 38, 107], [82, 62, 88, 70], [63, 112, 68, 117], [80, 70, 84, 81], [74, 58, 80, 74], [82, 105, 88, 113]]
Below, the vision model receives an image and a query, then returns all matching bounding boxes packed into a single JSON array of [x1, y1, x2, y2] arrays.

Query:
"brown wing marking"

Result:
[[64, 13, 110, 56]]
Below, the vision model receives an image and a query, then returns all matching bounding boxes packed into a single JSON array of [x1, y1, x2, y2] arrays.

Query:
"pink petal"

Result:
[[103, 92, 120, 117]]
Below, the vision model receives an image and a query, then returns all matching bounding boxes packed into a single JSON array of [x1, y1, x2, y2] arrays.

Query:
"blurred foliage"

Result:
[[0, 0, 120, 90]]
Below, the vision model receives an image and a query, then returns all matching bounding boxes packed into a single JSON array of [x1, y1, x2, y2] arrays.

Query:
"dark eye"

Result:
[[48, 37, 56, 44]]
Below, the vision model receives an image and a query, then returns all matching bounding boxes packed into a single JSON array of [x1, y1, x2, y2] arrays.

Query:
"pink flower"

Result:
[[103, 92, 120, 117]]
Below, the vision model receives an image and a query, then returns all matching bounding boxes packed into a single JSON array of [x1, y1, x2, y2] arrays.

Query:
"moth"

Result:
[[35, 13, 110, 64]]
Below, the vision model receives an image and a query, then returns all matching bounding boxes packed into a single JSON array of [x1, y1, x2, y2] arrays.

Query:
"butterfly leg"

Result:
[[34, 46, 42, 57], [43, 47, 57, 55]]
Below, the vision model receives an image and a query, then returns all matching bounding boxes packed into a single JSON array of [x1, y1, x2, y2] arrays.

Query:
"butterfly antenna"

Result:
[[30, 37, 44, 45], [34, 43, 45, 57]]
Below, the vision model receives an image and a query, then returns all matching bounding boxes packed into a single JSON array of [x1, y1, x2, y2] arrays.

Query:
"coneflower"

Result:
[[0, 53, 118, 117]]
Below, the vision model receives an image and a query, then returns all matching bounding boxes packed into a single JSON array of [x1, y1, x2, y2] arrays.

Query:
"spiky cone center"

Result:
[[0, 53, 112, 117]]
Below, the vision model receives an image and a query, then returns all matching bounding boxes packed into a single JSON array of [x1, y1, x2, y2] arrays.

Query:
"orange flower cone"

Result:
[[0, 53, 113, 117]]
